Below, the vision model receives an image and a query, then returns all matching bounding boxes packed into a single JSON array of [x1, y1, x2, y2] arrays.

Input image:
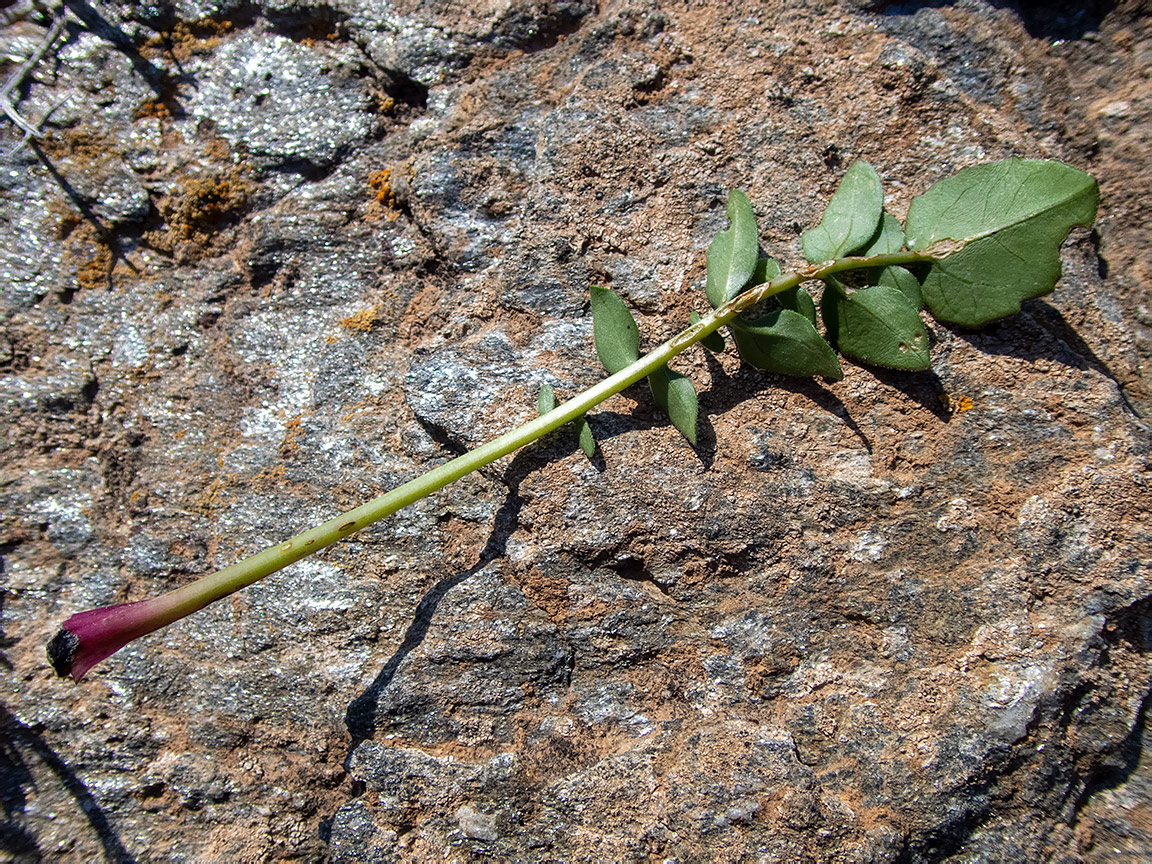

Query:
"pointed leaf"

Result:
[[749, 255, 782, 288], [690, 310, 726, 353], [590, 285, 640, 374], [802, 161, 884, 263], [730, 309, 843, 379], [576, 416, 596, 458], [876, 265, 923, 309], [537, 383, 556, 415], [860, 211, 905, 256], [648, 367, 698, 445], [705, 190, 759, 307], [821, 282, 930, 370], [777, 285, 818, 326], [905, 158, 1099, 326]]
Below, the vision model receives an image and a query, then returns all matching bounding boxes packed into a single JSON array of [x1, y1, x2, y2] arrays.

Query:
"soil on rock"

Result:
[[1, 1, 1149, 861]]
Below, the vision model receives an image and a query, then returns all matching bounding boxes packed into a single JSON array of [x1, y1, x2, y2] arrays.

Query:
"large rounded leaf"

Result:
[[905, 159, 1098, 327]]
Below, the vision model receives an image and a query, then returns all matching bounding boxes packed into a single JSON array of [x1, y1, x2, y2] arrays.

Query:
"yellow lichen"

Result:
[[369, 169, 392, 203], [940, 393, 974, 414], [342, 306, 382, 334]]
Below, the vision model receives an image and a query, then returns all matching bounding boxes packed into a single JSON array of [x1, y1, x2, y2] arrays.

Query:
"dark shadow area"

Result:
[[344, 440, 550, 747], [864, 0, 1116, 42], [0, 703, 136, 863], [64, 0, 185, 103], [1071, 595, 1152, 816], [0, 568, 14, 673], [28, 140, 137, 285], [868, 366, 950, 422], [771, 373, 874, 452], [343, 562, 478, 744], [699, 350, 872, 458], [0, 567, 133, 862], [953, 299, 1141, 417]]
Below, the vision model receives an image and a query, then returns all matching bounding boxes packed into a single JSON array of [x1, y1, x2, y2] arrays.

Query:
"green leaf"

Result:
[[777, 285, 818, 326], [540, 382, 595, 457], [690, 310, 726, 352], [821, 282, 931, 370], [648, 367, 698, 445], [590, 285, 640, 374], [705, 190, 759, 307], [802, 161, 884, 263], [537, 383, 556, 415], [576, 415, 595, 458], [749, 255, 782, 287], [905, 158, 1099, 326], [876, 265, 923, 309], [730, 309, 843, 379], [860, 212, 905, 256]]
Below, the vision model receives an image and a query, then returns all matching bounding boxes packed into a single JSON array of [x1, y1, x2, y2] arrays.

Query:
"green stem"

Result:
[[71, 250, 938, 631]]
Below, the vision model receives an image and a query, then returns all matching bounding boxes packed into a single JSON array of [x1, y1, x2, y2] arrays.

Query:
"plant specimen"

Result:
[[47, 158, 1098, 681]]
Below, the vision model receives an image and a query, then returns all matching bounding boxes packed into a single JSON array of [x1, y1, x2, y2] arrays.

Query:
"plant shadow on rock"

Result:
[[343, 443, 542, 747], [65, 0, 184, 98], [28, 140, 134, 287], [0, 587, 134, 862], [1071, 596, 1152, 817], [904, 595, 1152, 861], [341, 342, 886, 749], [866, 0, 1116, 42], [956, 298, 1140, 414]]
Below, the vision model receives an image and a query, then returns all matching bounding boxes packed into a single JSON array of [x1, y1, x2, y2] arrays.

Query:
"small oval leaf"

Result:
[[730, 309, 843, 379], [576, 416, 596, 458], [648, 367, 698, 445], [749, 255, 782, 288], [705, 190, 759, 308], [821, 282, 931, 370], [537, 383, 556, 415], [777, 285, 819, 326], [590, 285, 640, 374], [860, 211, 905, 257], [802, 161, 884, 263], [905, 158, 1099, 326]]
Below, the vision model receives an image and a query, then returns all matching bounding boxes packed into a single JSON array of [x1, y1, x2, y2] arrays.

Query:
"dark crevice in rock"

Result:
[[264, 4, 348, 43], [488, 1, 597, 54], [375, 67, 429, 112], [1069, 596, 1152, 817], [346, 37, 429, 113], [602, 553, 674, 597]]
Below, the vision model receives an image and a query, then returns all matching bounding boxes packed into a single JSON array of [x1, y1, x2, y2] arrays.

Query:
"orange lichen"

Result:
[[940, 393, 974, 414], [279, 416, 308, 458], [133, 99, 172, 121], [369, 169, 392, 203], [149, 161, 255, 254], [342, 306, 383, 334], [142, 19, 233, 62]]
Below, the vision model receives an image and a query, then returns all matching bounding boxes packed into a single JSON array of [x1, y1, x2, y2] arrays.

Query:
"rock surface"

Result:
[[1, 0, 1150, 861]]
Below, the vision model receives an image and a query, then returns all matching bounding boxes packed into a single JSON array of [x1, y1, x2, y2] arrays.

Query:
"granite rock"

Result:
[[1, 1, 1150, 861]]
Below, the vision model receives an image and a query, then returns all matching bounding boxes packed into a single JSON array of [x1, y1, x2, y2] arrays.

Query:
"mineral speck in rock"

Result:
[[455, 804, 499, 842]]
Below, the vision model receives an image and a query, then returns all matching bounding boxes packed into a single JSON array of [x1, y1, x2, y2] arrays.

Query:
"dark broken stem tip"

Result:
[[46, 627, 80, 679]]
